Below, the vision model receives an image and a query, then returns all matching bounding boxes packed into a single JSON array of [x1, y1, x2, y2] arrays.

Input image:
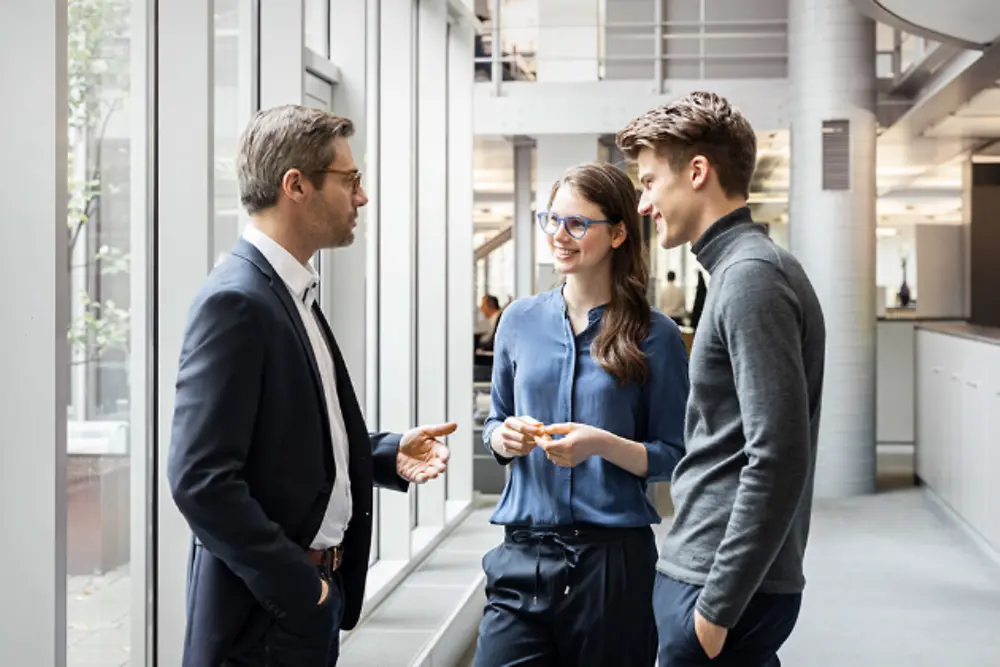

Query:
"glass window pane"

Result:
[[305, 0, 330, 57], [213, 0, 258, 265], [66, 0, 145, 661]]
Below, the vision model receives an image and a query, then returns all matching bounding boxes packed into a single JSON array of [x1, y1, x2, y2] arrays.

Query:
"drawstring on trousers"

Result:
[[510, 529, 581, 606]]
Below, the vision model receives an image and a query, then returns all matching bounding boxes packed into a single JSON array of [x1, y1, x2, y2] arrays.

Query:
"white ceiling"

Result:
[[868, 0, 1000, 47]]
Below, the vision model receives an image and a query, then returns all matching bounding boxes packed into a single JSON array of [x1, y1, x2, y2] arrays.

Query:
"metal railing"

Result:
[[474, 14, 790, 94]]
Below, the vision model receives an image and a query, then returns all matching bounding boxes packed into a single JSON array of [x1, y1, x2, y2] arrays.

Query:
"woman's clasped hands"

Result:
[[492, 416, 605, 468]]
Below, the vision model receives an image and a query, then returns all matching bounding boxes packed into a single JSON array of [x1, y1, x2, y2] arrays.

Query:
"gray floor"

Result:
[[463, 452, 1000, 666], [781, 486, 1000, 665]]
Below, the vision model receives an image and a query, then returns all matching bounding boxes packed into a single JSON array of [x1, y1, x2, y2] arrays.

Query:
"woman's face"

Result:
[[544, 185, 625, 276]]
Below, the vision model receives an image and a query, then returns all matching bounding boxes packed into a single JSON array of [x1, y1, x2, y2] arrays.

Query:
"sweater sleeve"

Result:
[[695, 259, 813, 629]]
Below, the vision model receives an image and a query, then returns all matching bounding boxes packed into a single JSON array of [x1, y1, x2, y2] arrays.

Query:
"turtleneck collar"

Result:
[[690, 206, 765, 274]]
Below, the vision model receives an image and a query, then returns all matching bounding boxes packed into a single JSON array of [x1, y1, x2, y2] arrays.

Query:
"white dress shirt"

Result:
[[243, 224, 352, 549]]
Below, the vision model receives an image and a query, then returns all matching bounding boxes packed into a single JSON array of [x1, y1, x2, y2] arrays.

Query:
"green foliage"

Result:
[[67, 0, 133, 360]]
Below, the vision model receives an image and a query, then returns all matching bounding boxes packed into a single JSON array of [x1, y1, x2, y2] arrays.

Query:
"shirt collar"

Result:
[[242, 223, 318, 302]]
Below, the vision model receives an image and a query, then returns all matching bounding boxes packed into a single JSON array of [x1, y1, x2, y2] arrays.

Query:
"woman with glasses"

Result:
[[474, 162, 689, 667]]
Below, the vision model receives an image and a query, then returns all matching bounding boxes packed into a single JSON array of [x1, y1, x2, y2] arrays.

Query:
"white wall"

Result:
[[877, 226, 918, 306], [915, 224, 966, 318], [474, 79, 790, 136], [536, 0, 599, 82]]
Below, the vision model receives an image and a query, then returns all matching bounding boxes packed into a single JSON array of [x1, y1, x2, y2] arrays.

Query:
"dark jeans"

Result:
[[224, 571, 345, 667], [654, 573, 801, 667], [474, 525, 658, 667]]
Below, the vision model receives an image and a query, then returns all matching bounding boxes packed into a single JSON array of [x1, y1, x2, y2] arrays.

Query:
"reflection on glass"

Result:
[[213, 0, 257, 265], [66, 0, 135, 663]]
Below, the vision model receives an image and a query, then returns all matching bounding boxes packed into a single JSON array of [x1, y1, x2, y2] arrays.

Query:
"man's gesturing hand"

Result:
[[397, 423, 455, 483], [491, 416, 545, 457]]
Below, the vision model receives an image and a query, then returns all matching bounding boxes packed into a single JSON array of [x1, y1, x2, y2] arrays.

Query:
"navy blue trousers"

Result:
[[654, 573, 801, 667], [474, 525, 658, 667], [220, 571, 344, 667]]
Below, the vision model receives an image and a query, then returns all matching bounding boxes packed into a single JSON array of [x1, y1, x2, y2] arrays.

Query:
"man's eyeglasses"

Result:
[[537, 211, 613, 240], [323, 167, 363, 194]]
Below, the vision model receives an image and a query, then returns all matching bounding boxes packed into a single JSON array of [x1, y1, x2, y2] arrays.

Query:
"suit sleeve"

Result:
[[166, 289, 321, 625], [370, 432, 408, 492]]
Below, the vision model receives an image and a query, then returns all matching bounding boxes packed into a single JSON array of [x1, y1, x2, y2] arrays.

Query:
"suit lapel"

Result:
[[310, 304, 368, 445], [231, 240, 333, 456]]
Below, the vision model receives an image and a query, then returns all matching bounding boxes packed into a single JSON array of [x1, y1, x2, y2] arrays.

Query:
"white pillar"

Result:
[[378, 0, 417, 559], [536, 0, 599, 82], [513, 136, 535, 297], [0, 2, 68, 664], [157, 1, 215, 662], [416, 0, 449, 528], [788, 0, 877, 497], [446, 18, 476, 507], [534, 135, 599, 289]]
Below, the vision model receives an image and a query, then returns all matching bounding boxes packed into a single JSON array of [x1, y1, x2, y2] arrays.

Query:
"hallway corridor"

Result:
[[461, 457, 1000, 666]]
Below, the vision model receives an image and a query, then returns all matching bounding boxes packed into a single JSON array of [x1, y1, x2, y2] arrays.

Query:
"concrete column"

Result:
[[536, 0, 599, 82], [534, 135, 599, 291], [788, 0, 877, 497], [513, 136, 535, 297]]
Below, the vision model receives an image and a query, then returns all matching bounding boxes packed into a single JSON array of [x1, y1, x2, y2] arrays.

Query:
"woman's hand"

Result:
[[491, 416, 546, 457], [537, 423, 607, 468]]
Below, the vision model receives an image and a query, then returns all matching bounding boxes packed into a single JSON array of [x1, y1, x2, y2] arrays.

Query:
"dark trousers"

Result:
[[654, 573, 801, 667], [474, 525, 658, 667], [222, 571, 345, 667]]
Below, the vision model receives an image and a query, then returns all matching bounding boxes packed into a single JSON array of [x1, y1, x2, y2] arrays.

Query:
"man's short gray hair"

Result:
[[237, 105, 355, 214]]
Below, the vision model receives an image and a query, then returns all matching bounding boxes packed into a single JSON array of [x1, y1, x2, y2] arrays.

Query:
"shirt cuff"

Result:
[[641, 440, 674, 482]]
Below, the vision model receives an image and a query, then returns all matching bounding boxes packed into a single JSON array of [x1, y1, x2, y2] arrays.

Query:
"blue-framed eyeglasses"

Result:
[[536, 211, 613, 240]]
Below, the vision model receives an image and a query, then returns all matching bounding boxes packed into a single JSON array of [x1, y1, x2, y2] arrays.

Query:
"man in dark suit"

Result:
[[167, 105, 454, 667]]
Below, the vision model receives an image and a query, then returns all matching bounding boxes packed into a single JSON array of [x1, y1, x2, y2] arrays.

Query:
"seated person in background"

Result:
[[659, 270, 687, 326], [476, 293, 502, 351], [474, 161, 689, 667]]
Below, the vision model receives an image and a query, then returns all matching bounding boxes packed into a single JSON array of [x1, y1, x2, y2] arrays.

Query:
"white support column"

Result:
[[416, 0, 450, 529], [157, 1, 214, 663], [789, 0, 877, 497], [513, 136, 535, 298], [446, 18, 476, 508], [491, 0, 502, 95], [378, 0, 417, 561], [0, 2, 67, 664], [534, 135, 599, 287], [653, 0, 664, 93], [260, 0, 305, 108]]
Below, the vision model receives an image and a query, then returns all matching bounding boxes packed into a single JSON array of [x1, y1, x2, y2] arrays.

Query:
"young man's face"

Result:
[[636, 147, 702, 250]]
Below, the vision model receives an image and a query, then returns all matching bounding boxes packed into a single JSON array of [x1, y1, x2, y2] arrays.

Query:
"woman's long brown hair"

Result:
[[549, 162, 651, 386]]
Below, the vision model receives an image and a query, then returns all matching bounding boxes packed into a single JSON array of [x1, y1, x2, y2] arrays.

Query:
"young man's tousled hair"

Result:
[[616, 91, 757, 200]]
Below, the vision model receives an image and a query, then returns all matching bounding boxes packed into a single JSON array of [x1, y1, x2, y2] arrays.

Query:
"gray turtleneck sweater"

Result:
[[658, 207, 826, 629]]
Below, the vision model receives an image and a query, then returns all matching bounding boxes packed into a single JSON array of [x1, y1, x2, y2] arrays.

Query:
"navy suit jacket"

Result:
[[167, 239, 407, 663]]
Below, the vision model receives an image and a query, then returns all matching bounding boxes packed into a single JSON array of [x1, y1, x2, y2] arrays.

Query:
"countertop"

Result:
[[917, 322, 1000, 346]]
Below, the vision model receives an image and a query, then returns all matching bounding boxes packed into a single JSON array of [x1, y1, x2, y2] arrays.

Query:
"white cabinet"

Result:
[[915, 328, 1000, 552]]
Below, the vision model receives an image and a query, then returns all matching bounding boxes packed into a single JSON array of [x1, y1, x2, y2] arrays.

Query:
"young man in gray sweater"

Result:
[[617, 92, 826, 666]]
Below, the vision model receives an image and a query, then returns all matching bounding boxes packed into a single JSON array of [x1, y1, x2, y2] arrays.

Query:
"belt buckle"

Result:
[[327, 545, 342, 574]]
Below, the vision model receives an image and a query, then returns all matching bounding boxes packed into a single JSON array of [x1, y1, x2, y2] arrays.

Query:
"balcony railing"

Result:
[[474, 15, 789, 94]]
